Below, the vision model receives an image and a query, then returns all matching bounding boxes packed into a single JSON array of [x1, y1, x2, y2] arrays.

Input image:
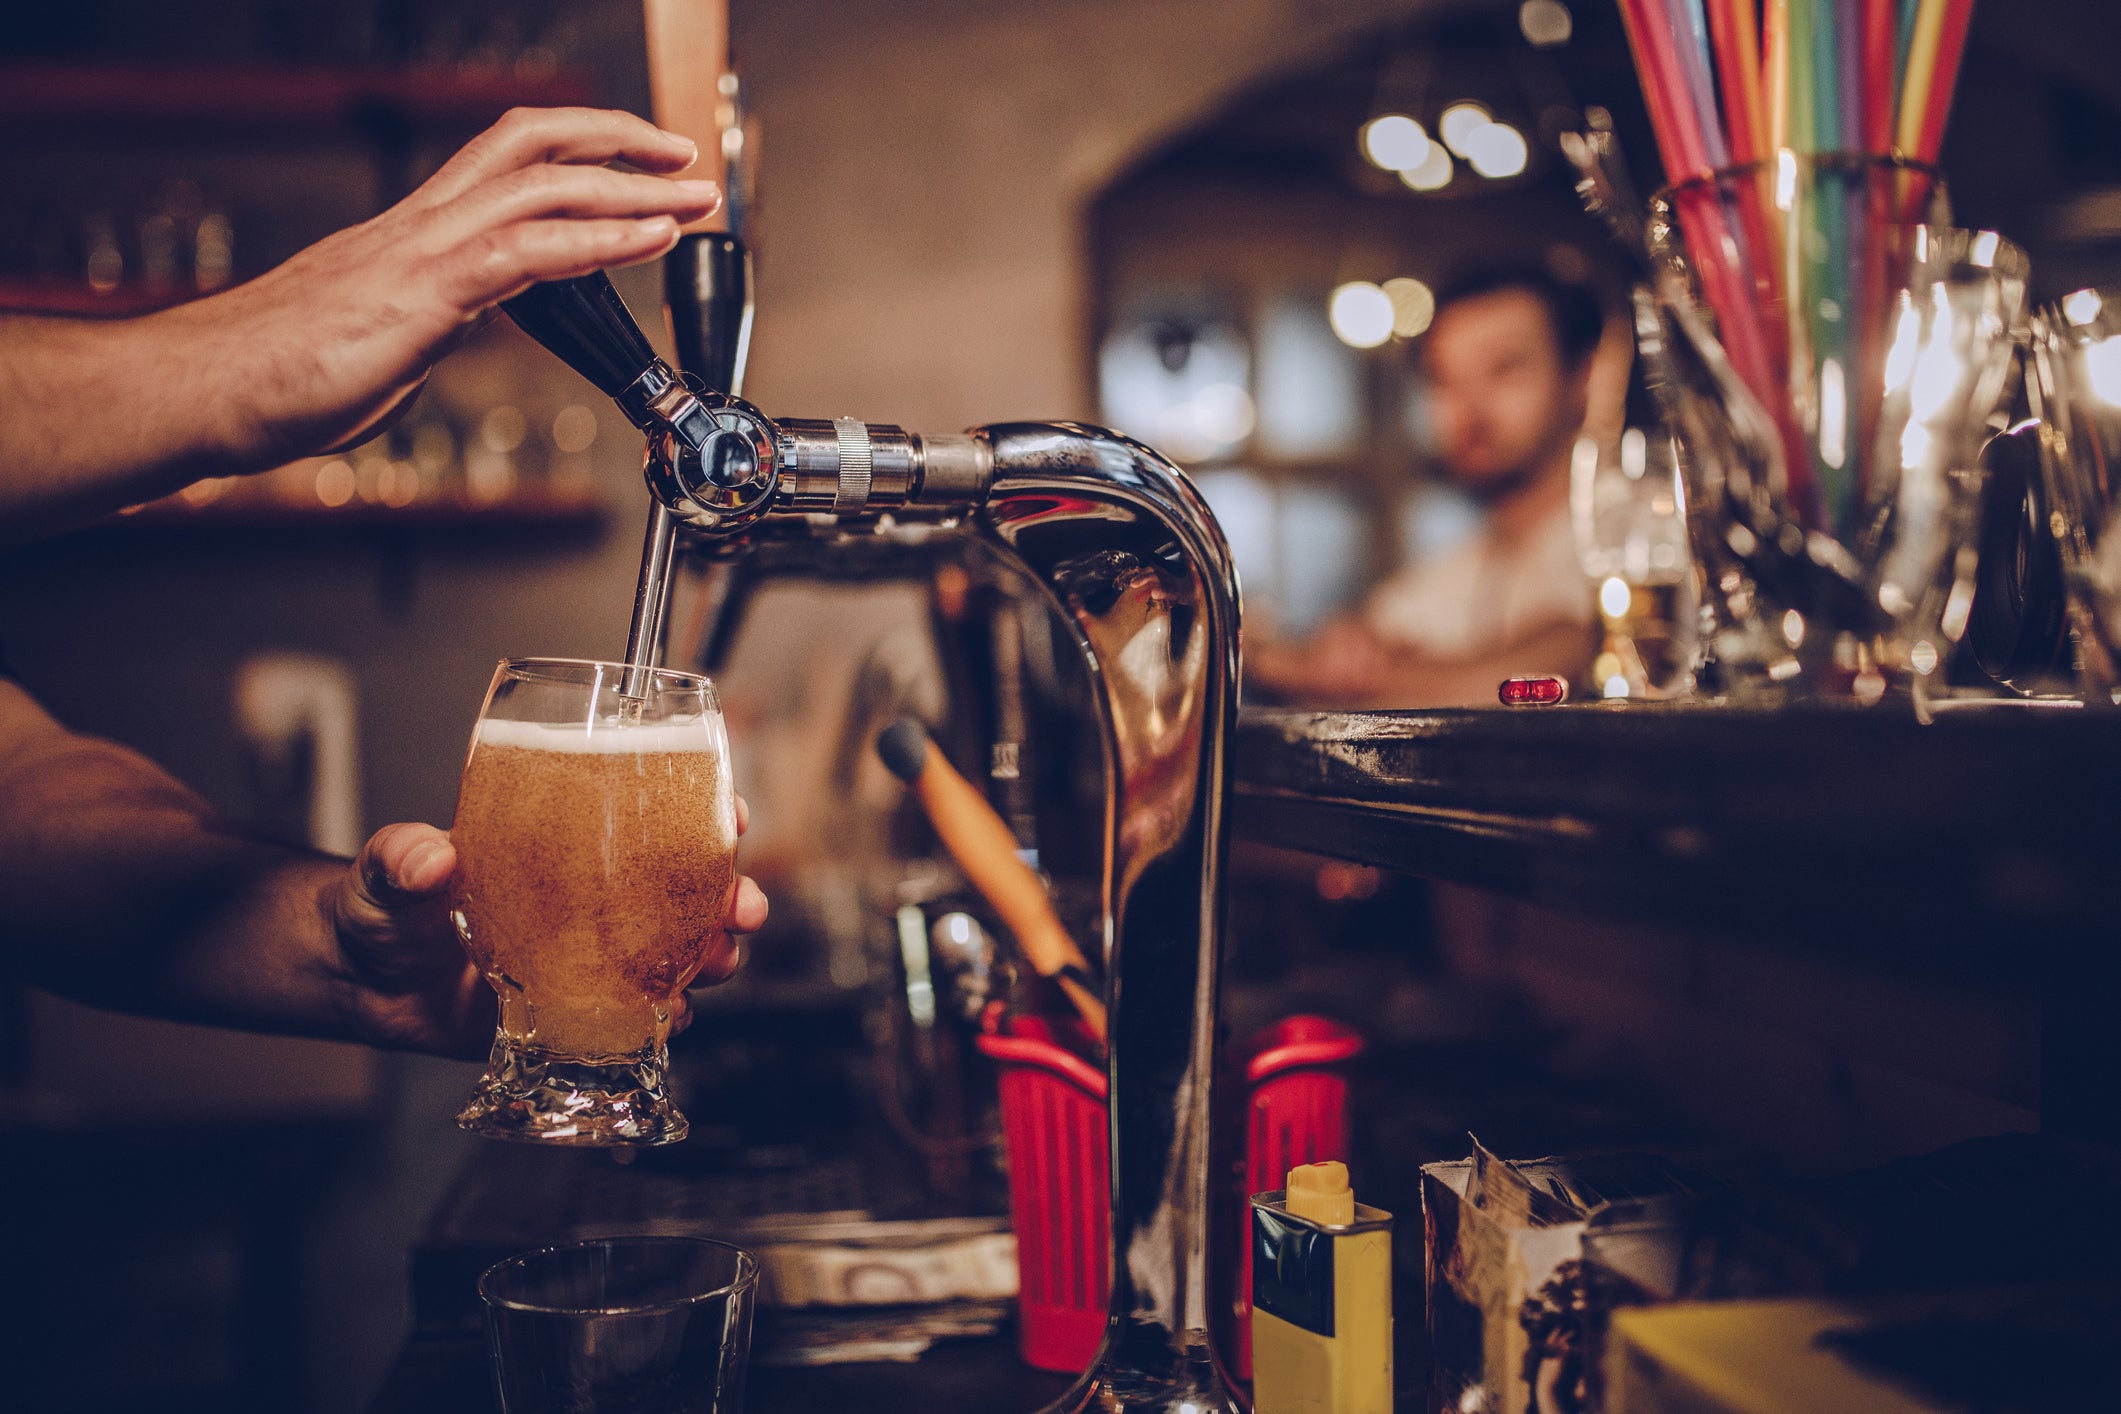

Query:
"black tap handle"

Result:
[[501, 273, 661, 397], [663, 232, 752, 391]]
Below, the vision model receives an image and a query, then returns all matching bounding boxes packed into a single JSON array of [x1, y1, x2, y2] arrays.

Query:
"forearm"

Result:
[[0, 302, 251, 545], [0, 683, 358, 1038]]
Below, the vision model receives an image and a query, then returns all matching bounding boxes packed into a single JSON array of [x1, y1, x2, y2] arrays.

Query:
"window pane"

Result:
[[1277, 482, 1369, 633], [1193, 469, 1279, 611], [1098, 315, 1252, 464], [1255, 295, 1362, 461]]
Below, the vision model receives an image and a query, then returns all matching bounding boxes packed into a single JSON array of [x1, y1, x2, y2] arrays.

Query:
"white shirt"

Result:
[[1362, 495, 1593, 660]]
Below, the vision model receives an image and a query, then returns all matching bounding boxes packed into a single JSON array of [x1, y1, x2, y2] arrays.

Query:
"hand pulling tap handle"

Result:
[[876, 718, 1107, 1044]]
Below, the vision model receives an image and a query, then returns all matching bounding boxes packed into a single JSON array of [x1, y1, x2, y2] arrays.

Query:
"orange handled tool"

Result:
[[877, 718, 1106, 1043]]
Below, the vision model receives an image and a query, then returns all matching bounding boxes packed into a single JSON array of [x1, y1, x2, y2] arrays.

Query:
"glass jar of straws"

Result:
[[1642, 154, 2026, 704]]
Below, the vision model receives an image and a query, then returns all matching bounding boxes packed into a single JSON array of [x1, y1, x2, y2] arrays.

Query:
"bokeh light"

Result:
[[1382, 277, 1436, 338], [1440, 103, 1491, 157], [1361, 114, 1431, 172], [1464, 122, 1529, 178], [1328, 282, 1395, 349]]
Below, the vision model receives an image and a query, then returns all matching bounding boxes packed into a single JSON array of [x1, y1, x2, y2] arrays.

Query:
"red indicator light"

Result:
[[1498, 675, 1569, 706]]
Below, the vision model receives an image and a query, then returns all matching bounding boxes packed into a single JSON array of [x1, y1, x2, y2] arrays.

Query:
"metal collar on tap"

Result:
[[639, 392, 995, 536]]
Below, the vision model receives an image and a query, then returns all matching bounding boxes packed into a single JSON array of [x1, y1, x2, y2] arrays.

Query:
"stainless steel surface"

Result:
[[641, 391, 781, 534], [621, 503, 679, 697], [614, 371, 725, 694], [775, 418, 922, 511], [664, 416, 1244, 1411], [974, 423, 1241, 1414], [830, 418, 875, 513], [634, 230, 756, 687], [916, 432, 994, 502]]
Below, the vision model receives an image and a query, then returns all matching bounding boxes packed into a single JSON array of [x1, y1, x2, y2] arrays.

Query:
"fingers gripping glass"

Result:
[[451, 658, 739, 1145]]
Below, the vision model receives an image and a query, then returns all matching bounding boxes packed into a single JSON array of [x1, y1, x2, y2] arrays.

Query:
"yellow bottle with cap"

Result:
[[1249, 1161, 1393, 1414]]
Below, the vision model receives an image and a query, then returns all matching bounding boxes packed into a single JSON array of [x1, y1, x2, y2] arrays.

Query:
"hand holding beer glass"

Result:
[[451, 658, 740, 1145]]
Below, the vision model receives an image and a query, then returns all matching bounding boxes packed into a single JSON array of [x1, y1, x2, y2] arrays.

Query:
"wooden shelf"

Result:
[[96, 486, 610, 535], [1231, 702, 2121, 958], [0, 62, 596, 137]]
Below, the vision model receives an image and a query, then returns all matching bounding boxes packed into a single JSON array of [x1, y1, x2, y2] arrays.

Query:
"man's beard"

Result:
[[1458, 454, 1549, 506], [1455, 423, 1578, 507]]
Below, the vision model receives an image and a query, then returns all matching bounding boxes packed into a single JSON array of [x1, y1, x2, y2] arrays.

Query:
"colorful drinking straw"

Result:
[[1614, 0, 1981, 535]]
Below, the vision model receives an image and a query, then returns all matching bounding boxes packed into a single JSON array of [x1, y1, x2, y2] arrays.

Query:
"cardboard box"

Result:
[[1426, 1133, 2121, 1414], [1422, 1143, 1713, 1414], [1606, 1285, 2117, 1414]]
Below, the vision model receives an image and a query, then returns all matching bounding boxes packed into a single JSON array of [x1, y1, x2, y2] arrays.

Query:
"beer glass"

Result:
[[452, 658, 739, 1145], [1572, 426, 1697, 698]]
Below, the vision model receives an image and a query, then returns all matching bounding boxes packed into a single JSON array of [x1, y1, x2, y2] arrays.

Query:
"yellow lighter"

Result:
[[1250, 1161, 1393, 1414]]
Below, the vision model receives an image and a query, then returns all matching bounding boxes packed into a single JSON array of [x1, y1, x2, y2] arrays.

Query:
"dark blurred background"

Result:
[[3, 2, 2114, 1410]]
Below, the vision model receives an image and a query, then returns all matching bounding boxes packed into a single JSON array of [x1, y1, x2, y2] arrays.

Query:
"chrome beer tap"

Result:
[[506, 283, 1244, 1414], [501, 273, 715, 692]]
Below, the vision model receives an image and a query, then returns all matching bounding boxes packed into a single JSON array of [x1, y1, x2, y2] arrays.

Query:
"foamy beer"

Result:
[[450, 658, 738, 1145]]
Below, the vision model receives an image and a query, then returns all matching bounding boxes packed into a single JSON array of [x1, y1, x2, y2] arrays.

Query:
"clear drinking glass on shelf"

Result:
[[2029, 287, 2121, 705], [451, 658, 740, 1145], [481, 1236, 759, 1414], [1641, 154, 2027, 704], [1572, 425, 1698, 699]]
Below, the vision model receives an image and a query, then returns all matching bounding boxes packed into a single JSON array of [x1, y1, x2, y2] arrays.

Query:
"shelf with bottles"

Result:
[[0, 62, 594, 137], [0, 172, 240, 319], [0, 45, 597, 312], [99, 387, 622, 534]]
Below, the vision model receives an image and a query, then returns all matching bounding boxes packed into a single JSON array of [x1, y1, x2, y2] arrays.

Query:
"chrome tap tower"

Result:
[[504, 267, 1242, 1410]]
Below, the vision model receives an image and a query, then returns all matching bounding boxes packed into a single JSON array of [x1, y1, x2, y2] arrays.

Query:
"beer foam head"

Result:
[[475, 718, 721, 753]]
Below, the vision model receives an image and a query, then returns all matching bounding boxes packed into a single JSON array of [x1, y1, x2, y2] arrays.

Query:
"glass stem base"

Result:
[[456, 1033, 688, 1146]]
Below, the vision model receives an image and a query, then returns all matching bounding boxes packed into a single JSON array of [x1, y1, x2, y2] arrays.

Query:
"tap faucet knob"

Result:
[[645, 391, 781, 533]]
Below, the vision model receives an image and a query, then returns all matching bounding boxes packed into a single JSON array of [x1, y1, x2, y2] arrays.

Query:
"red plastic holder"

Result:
[[976, 1007, 1362, 1374], [977, 1009, 1111, 1372], [1230, 1014, 1364, 1377]]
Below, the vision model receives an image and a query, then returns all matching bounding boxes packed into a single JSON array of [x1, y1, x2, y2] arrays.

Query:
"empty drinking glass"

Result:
[[481, 1236, 759, 1414], [1572, 425, 1697, 698]]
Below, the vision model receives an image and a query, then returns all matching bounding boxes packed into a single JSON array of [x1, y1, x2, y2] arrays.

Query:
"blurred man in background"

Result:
[[1248, 265, 1612, 708]]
